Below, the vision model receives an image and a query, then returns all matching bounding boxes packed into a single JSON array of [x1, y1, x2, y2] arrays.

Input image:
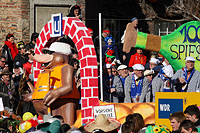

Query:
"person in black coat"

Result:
[[25, 32, 39, 51], [67, 4, 82, 20], [14, 41, 28, 66]]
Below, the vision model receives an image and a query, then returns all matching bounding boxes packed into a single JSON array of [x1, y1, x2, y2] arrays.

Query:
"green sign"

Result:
[[134, 21, 200, 71]]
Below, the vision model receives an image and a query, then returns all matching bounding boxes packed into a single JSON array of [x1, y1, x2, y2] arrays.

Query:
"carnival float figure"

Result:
[[23, 41, 80, 125]]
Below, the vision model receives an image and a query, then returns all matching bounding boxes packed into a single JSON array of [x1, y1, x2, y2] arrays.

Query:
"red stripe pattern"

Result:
[[34, 17, 99, 124]]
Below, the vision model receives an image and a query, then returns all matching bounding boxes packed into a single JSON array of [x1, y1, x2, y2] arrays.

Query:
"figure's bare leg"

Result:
[[51, 98, 79, 126], [32, 100, 48, 118]]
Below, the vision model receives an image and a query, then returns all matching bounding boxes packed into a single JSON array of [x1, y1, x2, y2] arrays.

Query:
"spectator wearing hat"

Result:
[[12, 61, 24, 113], [117, 64, 129, 102], [36, 118, 61, 133], [104, 49, 116, 65], [151, 65, 174, 102], [88, 28, 93, 37], [14, 41, 28, 66], [94, 27, 110, 62], [121, 17, 138, 44], [2, 33, 19, 72], [139, 70, 154, 103], [149, 57, 160, 70], [26, 32, 39, 51], [124, 64, 146, 103], [0, 56, 7, 72], [84, 114, 121, 133], [128, 48, 147, 67], [103, 64, 123, 103], [121, 17, 139, 67], [118, 65, 129, 86], [171, 56, 200, 92], [0, 70, 15, 111], [102, 36, 120, 64]]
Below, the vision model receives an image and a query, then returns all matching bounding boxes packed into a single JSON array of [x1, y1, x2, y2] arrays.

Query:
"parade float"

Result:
[[30, 14, 200, 129]]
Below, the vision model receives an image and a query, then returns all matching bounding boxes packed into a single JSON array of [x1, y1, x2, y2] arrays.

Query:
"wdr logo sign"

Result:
[[158, 99, 183, 119]]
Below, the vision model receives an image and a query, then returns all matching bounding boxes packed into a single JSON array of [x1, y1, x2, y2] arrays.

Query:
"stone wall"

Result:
[[0, 0, 78, 47], [30, 0, 76, 35], [0, 0, 30, 47]]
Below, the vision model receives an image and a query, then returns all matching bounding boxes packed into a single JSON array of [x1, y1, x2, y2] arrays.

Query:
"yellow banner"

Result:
[[155, 92, 200, 130]]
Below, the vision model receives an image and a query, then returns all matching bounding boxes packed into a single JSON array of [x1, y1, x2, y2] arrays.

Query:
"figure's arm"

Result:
[[27, 81, 34, 93], [43, 65, 74, 106]]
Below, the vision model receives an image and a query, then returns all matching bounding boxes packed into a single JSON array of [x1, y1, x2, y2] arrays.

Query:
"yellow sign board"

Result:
[[155, 92, 200, 130]]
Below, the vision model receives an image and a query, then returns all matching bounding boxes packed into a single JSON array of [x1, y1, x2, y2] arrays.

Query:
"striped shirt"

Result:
[[171, 69, 200, 92]]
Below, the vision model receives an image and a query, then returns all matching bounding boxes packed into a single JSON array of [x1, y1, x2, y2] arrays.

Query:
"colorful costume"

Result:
[[128, 53, 147, 67], [32, 64, 80, 100]]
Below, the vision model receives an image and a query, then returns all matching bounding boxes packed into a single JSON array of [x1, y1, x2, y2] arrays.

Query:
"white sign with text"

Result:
[[51, 13, 63, 37], [0, 98, 4, 111], [93, 104, 116, 119]]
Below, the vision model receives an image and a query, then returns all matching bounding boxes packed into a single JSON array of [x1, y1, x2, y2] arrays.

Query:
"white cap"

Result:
[[186, 56, 196, 62], [150, 58, 160, 65], [103, 64, 112, 69], [144, 70, 154, 76], [42, 42, 72, 55], [163, 65, 174, 78], [132, 64, 145, 71], [117, 65, 127, 71]]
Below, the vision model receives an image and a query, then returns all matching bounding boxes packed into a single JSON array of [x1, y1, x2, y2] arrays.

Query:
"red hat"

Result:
[[103, 28, 110, 33], [88, 28, 93, 32]]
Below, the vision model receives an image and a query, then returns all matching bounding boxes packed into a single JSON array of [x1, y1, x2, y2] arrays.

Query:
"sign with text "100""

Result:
[[93, 104, 116, 119]]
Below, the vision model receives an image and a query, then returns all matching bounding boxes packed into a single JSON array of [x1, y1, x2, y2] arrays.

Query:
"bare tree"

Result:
[[139, 0, 200, 21]]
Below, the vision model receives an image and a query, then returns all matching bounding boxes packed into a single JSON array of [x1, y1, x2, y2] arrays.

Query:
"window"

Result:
[[154, 20, 183, 36]]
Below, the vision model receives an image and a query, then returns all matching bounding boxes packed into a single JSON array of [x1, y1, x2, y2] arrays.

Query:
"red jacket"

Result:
[[129, 53, 147, 67], [23, 61, 32, 78], [4, 41, 18, 60]]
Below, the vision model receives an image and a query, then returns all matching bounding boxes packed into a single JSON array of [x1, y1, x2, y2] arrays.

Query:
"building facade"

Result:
[[0, 0, 85, 47]]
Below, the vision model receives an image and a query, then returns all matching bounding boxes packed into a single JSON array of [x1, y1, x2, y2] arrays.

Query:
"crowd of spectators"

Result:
[[1, 104, 198, 133], [96, 17, 200, 104], [0, 4, 200, 132]]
